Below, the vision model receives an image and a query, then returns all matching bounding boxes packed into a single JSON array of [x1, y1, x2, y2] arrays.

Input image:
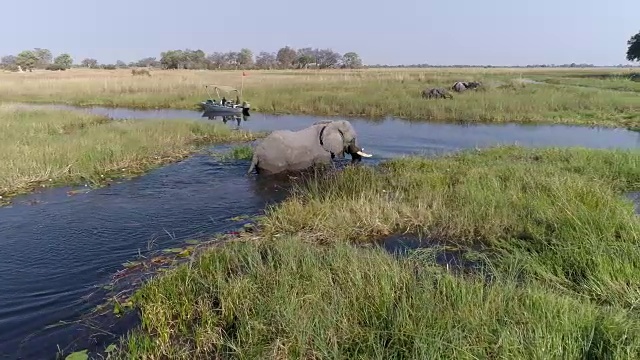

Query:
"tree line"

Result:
[[3, 33, 640, 73], [0, 46, 364, 71]]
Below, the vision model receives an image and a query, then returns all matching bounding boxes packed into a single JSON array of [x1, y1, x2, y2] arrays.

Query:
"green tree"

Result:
[[15, 50, 38, 71], [296, 47, 316, 68], [53, 53, 73, 69], [207, 52, 228, 69], [276, 46, 297, 69], [1, 55, 16, 68], [237, 48, 254, 68], [315, 48, 342, 69], [160, 50, 186, 69], [33, 48, 52, 68], [132, 57, 159, 68], [81, 58, 98, 68], [342, 52, 363, 69], [255, 51, 277, 69], [184, 49, 206, 69], [626, 31, 640, 62]]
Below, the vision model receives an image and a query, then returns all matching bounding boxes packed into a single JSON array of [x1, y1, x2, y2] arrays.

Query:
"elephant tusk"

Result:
[[356, 150, 372, 158]]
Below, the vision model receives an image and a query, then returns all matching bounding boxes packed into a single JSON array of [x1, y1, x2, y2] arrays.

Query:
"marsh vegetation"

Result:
[[1, 65, 640, 359], [1, 67, 639, 128], [0, 104, 261, 204], [115, 146, 640, 359]]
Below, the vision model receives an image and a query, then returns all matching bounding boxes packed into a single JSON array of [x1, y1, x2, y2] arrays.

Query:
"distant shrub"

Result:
[[131, 68, 151, 76], [45, 64, 67, 71]]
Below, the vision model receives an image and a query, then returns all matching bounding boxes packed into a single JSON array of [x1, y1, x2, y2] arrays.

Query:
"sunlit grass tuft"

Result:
[[120, 237, 640, 359], [0, 105, 262, 202], [212, 145, 254, 161]]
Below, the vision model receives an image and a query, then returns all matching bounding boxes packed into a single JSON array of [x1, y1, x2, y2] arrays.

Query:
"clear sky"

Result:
[[1, 0, 638, 66]]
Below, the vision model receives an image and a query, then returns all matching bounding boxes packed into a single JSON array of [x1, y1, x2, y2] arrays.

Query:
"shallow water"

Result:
[[0, 148, 296, 359], [1, 104, 639, 359], [20, 103, 640, 157]]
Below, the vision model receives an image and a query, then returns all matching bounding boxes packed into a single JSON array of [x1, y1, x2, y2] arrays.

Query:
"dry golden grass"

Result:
[[1, 67, 639, 127]]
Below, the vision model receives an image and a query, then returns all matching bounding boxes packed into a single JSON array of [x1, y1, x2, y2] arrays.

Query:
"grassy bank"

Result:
[[0, 104, 262, 203], [117, 146, 640, 359], [0, 68, 639, 128]]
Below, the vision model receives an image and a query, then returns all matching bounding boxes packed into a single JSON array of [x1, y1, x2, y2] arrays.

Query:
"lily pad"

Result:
[[185, 239, 201, 245], [65, 350, 88, 360], [162, 248, 184, 254], [122, 261, 142, 268], [177, 249, 192, 258], [229, 215, 251, 221], [105, 344, 117, 353]]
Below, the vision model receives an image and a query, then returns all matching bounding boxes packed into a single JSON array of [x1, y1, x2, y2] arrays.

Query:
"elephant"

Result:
[[452, 81, 483, 92], [247, 120, 372, 175], [465, 81, 483, 90], [421, 87, 453, 99], [452, 81, 467, 92]]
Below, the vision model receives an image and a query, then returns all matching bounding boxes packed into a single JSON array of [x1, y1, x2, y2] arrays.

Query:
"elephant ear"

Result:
[[320, 125, 345, 158]]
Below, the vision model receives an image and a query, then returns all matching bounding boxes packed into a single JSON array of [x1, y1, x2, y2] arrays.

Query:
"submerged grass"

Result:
[[118, 146, 640, 359], [0, 104, 262, 202], [212, 145, 254, 161], [1, 68, 639, 127]]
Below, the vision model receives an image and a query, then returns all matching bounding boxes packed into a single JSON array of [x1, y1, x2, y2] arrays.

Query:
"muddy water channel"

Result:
[[1, 104, 639, 359]]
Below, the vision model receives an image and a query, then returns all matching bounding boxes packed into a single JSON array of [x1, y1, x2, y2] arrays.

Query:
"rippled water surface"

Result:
[[1, 104, 638, 359]]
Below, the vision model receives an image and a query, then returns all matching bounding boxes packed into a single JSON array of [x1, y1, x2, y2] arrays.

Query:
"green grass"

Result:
[[212, 145, 254, 161], [119, 237, 640, 359], [0, 104, 262, 203], [1, 68, 639, 128], [116, 146, 640, 359], [546, 77, 640, 92], [243, 79, 640, 128]]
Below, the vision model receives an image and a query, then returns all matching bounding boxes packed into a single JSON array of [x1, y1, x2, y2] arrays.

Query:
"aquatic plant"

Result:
[[212, 145, 254, 161]]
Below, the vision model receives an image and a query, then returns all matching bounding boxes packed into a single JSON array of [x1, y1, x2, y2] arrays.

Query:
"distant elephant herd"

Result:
[[421, 81, 483, 100]]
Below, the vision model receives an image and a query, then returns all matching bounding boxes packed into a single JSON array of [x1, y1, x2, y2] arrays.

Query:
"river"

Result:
[[1, 105, 638, 359]]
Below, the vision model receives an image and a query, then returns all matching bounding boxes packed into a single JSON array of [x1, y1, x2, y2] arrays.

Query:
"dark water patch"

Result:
[[0, 146, 301, 360], [627, 192, 640, 215], [373, 234, 486, 276], [2, 104, 639, 359]]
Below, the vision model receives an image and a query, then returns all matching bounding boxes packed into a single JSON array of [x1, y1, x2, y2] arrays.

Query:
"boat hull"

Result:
[[200, 103, 250, 118]]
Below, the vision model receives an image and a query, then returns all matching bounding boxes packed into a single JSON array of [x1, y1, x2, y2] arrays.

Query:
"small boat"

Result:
[[198, 85, 251, 118]]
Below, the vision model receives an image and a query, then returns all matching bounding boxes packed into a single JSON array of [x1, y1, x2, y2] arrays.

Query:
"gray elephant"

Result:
[[421, 87, 453, 99], [465, 81, 483, 90], [452, 81, 483, 92], [452, 81, 467, 92], [247, 120, 372, 175]]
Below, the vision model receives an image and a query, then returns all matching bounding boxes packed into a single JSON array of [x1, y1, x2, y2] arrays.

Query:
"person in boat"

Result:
[[221, 96, 227, 106]]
